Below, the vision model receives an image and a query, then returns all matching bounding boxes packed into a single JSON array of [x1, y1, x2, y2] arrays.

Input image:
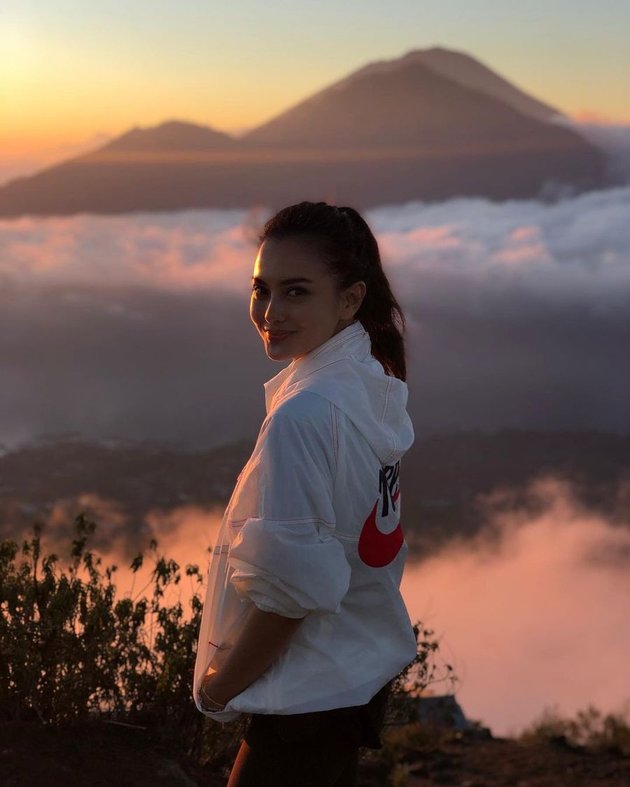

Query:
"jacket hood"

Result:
[[263, 320, 414, 465]]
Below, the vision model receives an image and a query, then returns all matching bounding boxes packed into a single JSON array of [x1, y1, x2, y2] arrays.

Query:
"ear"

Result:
[[341, 280, 366, 319]]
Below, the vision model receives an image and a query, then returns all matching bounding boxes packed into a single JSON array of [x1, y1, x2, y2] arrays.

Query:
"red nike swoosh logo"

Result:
[[358, 493, 403, 568]]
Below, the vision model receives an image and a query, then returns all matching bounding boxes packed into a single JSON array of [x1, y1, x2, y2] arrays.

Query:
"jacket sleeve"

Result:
[[227, 395, 352, 618]]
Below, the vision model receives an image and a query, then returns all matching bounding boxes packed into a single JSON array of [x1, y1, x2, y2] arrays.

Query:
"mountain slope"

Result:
[[414, 47, 563, 122], [240, 57, 581, 151], [330, 47, 562, 124]]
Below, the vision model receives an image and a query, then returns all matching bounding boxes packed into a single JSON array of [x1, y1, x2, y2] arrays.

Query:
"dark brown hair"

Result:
[[258, 201, 408, 381]]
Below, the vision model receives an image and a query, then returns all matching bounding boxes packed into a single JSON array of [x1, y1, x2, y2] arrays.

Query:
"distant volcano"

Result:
[[334, 47, 562, 124], [0, 47, 606, 217]]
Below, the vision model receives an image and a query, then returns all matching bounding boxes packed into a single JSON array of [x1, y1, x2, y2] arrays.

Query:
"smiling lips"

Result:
[[266, 331, 293, 341]]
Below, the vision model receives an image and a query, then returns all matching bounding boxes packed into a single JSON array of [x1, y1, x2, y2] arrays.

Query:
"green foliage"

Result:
[[519, 702, 630, 755], [0, 513, 217, 758], [386, 622, 459, 727], [0, 512, 458, 770]]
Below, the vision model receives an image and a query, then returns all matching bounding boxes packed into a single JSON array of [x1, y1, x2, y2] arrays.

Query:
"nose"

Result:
[[263, 293, 286, 326]]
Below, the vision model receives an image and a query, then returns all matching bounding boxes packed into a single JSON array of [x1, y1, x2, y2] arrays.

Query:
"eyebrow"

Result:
[[251, 276, 314, 285]]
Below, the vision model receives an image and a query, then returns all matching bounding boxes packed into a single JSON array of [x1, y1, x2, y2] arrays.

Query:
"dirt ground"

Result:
[[2, 719, 630, 786], [382, 731, 630, 786]]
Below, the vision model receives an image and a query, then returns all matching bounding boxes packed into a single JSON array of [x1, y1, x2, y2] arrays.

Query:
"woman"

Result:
[[193, 201, 417, 786]]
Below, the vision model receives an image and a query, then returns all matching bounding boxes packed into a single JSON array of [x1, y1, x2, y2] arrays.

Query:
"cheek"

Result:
[[250, 297, 262, 324]]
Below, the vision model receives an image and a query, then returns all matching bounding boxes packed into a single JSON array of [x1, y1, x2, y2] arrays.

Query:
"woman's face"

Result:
[[250, 236, 366, 362]]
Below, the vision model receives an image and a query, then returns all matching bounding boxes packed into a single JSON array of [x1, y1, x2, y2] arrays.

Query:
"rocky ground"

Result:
[[376, 728, 630, 786], [2, 718, 630, 786]]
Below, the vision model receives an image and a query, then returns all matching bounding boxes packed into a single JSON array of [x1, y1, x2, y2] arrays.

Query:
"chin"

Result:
[[265, 346, 293, 361]]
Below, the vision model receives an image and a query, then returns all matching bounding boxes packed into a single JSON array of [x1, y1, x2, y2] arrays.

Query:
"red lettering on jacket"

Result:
[[358, 462, 403, 567]]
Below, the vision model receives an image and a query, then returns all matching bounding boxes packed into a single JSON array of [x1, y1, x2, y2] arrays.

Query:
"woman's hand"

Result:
[[199, 605, 306, 713], [200, 673, 231, 711]]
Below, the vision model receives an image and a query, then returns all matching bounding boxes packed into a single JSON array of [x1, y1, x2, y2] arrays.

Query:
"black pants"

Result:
[[226, 680, 392, 787]]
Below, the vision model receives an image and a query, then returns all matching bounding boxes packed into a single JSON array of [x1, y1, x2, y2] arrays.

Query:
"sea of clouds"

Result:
[[1, 176, 629, 451], [401, 474, 630, 737]]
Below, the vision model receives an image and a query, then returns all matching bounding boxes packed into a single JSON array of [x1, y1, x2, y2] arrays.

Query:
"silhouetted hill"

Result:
[[0, 48, 606, 217], [102, 120, 237, 152]]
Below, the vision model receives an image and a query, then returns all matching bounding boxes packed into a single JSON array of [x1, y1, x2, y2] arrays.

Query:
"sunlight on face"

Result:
[[250, 236, 365, 362]]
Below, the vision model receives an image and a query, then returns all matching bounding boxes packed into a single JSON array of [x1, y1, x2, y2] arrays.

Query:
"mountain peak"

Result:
[[408, 47, 563, 122], [314, 47, 562, 124], [402, 45, 468, 58], [242, 48, 568, 150], [102, 119, 237, 152]]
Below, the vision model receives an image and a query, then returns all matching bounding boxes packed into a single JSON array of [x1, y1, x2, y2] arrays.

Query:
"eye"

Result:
[[251, 283, 268, 298], [287, 287, 307, 297]]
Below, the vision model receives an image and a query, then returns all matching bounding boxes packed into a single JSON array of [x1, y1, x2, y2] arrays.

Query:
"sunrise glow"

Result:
[[1, 0, 629, 175]]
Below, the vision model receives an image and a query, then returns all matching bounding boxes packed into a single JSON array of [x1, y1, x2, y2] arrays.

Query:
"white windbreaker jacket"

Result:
[[193, 319, 417, 722]]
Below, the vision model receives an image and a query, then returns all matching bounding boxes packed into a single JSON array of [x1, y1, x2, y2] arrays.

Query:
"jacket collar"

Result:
[[263, 320, 370, 415]]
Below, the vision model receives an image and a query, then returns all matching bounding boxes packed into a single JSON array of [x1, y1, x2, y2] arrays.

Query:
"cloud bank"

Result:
[[567, 119, 630, 187], [0, 186, 629, 450], [401, 475, 630, 738]]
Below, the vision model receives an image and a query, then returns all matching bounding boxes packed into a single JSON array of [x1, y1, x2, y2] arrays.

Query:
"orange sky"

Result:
[[2, 1, 629, 169]]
